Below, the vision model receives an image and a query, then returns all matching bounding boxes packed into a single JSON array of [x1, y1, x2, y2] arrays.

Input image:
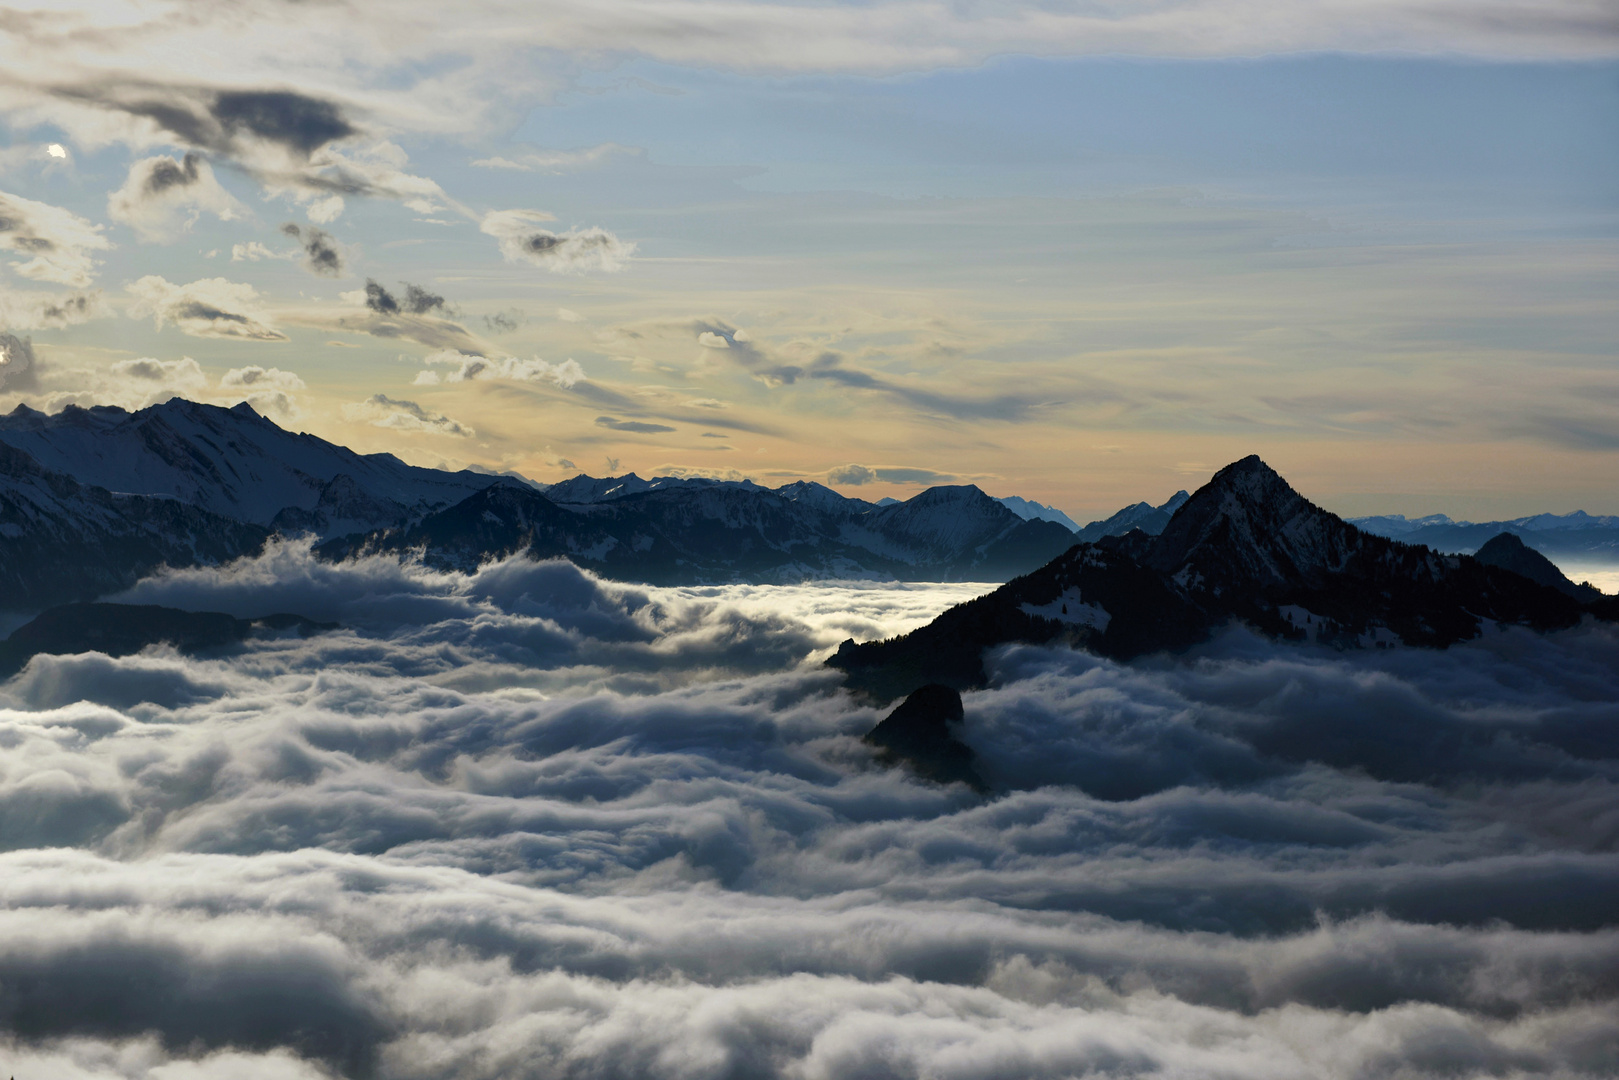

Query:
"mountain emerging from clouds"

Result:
[[830, 456, 1618, 701]]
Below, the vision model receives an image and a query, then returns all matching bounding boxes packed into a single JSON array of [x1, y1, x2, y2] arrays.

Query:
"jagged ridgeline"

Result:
[[0, 398, 1078, 609], [829, 456, 1619, 702]]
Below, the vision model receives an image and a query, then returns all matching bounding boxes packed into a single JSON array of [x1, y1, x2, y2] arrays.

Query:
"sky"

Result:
[[0, 1, 1615, 521]]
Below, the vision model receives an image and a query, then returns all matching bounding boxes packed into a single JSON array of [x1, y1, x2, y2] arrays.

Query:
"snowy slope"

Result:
[[0, 441, 268, 610], [0, 399, 498, 533], [775, 480, 879, 516], [545, 472, 771, 505]]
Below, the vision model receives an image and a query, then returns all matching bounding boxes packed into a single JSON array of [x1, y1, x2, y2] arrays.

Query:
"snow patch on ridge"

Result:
[[1021, 586, 1111, 631]]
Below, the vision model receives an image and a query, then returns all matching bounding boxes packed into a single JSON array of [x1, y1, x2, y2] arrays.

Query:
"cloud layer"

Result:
[[0, 544, 1613, 1077]]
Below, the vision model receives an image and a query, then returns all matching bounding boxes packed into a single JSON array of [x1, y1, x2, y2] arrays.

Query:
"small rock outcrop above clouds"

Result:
[[862, 684, 986, 792], [829, 456, 1618, 701], [0, 602, 337, 677]]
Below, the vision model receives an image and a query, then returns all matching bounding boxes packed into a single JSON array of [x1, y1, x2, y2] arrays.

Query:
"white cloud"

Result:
[[31, 354, 213, 411], [106, 152, 244, 243], [0, 287, 105, 330], [0, 542, 1609, 1077], [126, 276, 287, 341], [469, 143, 631, 172], [0, 188, 111, 287], [417, 350, 585, 387], [480, 210, 634, 274], [231, 241, 284, 263], [0, 332, 38, 392]]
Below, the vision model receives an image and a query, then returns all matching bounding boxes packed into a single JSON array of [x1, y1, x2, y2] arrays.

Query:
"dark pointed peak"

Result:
[[1207, 454, 1286, 490], [1147, 455, 1356, 586], [229, 400, 261, 417]]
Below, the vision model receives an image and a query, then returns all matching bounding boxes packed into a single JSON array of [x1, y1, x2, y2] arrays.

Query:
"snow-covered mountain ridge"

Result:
[[0, 440, 268, 611], [0, 399, 503, 535]]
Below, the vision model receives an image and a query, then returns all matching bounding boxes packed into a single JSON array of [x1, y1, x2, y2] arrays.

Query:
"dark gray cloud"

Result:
[[59, 83, 355, 160], [685, 321, 1055, 421], [595, 415, 676, 434], [0, 544, 1613, 1078], [143, 150, 201, 194], [364, 279, 447, 316], [481, 212, 634, 273], [281, 222, 343, 277], [483, 308, 524, 333]]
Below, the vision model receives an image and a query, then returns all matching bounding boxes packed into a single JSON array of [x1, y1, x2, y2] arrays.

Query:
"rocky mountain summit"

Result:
[[829, 456, 1617, 700]]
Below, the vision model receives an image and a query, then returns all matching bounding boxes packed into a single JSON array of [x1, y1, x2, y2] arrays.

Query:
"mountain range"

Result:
[[828, 456, 1619, 701], [0, 398, 1079, 608], [1349, 509, 1619, 560]]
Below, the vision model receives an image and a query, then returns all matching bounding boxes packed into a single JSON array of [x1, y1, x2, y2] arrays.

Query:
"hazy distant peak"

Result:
[[1160, 490, 1190, 513], [997, 495, 1081, 533]]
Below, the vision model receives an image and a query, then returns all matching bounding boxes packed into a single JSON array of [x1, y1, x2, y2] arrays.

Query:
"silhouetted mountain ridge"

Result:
[[830, 456, 1615, 700]]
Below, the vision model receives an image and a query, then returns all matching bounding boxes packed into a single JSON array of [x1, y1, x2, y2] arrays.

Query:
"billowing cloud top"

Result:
[[0, 543, 1612, 1078]]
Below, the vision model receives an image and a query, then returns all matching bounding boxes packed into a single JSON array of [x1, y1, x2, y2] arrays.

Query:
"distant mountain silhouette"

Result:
[[1350, 509, 1619, 561], [321, 477, 1078, 585], [1072, 490, 1190, 543], [829, 456, 1616, 701], [1474, 531, 1603, 603], [0, 602, 336, 676], [997, 495, 1081, 532], [0, 399, 1097, 607]]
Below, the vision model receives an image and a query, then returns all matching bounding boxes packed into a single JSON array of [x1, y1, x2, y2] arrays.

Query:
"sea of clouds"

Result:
[[0, 542, 1616, 1080]]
